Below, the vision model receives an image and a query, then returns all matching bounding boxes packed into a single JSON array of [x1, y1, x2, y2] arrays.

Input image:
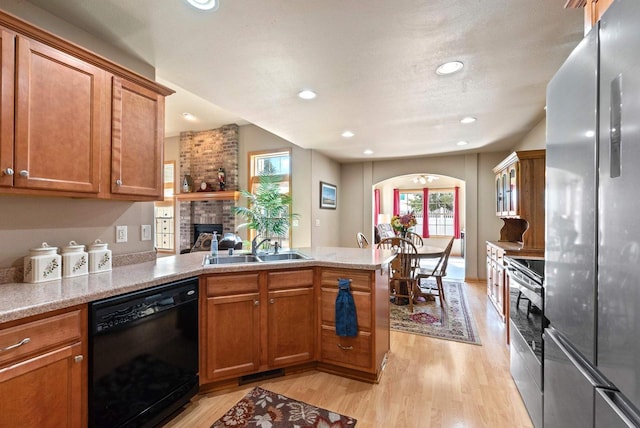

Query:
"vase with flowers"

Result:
[[391, 212, 417, 238]]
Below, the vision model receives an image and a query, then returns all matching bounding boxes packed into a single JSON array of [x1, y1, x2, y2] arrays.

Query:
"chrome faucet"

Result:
[[251, 236, 271, 255]]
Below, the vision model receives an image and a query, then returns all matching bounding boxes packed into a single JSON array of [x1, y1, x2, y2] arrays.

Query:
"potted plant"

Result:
[[233, 163, 299, 251]]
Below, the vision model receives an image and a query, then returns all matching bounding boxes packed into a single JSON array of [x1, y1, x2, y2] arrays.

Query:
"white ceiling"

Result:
[[26, 0, 584, 161]]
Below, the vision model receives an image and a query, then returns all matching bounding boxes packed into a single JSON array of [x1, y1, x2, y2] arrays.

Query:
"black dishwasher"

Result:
[[89, 277, 199, 428]]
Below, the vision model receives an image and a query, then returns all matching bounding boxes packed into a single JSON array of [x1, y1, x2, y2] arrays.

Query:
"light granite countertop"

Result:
[[0, 247, 394, 324]]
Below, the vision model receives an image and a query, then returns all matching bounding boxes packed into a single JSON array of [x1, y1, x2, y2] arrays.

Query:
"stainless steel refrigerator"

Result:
[[545, 0, 640, 426]]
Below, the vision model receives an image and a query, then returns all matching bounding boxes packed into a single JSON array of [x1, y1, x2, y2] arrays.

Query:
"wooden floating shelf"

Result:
[[175, 191, 240, 202]]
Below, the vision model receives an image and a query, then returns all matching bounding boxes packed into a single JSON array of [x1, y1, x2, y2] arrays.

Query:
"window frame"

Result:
[[246, 148, 293, 246]]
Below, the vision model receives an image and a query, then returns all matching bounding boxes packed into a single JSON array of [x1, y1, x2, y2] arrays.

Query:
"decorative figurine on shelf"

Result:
[[182, 175, 191, 193], [218, 167, 226, 191]]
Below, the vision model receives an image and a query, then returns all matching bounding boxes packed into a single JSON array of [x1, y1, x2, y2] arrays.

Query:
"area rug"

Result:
[[212, 386, 357, 427], [390, 281, 482, 345]]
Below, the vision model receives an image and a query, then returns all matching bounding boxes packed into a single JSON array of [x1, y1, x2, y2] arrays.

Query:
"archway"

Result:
[[373, 173, 465, 280]]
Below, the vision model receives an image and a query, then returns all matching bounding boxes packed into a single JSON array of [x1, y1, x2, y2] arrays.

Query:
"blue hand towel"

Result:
[[335, 278, 358, 337]]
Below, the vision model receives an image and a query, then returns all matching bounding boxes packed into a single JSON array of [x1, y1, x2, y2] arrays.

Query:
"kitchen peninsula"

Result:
[[0, 247, 393, 426]]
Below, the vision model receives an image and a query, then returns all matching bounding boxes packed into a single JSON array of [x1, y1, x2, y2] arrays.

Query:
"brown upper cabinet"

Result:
[[0, 12, 173, 201], [14, 35, 104, 194], [493, 150, 546, 250], [109, 77, 164, 199]]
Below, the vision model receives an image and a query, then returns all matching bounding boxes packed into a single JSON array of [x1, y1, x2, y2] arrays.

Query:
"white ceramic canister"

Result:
[[88, 239, 112, 273], [24, 242, 62, 283], [61, 241, 89, 278]]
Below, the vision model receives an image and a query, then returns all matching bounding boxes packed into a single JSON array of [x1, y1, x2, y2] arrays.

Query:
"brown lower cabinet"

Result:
[[0, 306, 87, 427], [199, 269, 315, 385], [317, 267, 389, 383], [200, 266, 390, 387]]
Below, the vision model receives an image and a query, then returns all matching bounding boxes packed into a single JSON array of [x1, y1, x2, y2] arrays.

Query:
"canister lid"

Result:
[[88, 239, 109, 251], [29, 242, 58, 256], [62, 240, 85, 253]]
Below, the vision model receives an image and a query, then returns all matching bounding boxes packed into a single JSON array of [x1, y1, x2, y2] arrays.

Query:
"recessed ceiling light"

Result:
[[297, 90, 317, 100], [363, 149, 374, 155], [456, 141, 469, 146], [460, 116, 476, 124], [436, 61, 464, 75], [185, 0, 218, 10], [182, 112, 196, 121], [341, 131, 355, 138]]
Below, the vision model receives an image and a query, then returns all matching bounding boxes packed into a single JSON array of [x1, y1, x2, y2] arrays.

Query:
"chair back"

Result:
[[405, 231, 423, 248], [356, 232, 369, 248], [435, 236, 455, 277], [378, 238, 418, 279]]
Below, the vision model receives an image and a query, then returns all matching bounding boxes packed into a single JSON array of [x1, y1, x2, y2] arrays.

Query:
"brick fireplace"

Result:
[[179, 124, 239, 251]]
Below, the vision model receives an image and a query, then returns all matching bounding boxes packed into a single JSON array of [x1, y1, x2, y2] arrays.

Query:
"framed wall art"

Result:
[[320, 181, 337, 209]]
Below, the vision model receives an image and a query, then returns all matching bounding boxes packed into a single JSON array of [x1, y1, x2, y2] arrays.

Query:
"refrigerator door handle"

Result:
[[546, 328, 612, 388], [610, 74, 622, 178], [596, 388, 640, 427]]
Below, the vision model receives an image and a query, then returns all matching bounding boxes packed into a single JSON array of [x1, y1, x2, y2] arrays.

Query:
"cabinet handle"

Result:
[[19, 170, 29, 177], [337, 344, 353, 351], [74, 355, 84, 363], [269, 299, 275, 304], [254, 300, 259, 306], [115, 179, 122, 186], [2, 168, 13, 176], [1, 337, 30, 352]]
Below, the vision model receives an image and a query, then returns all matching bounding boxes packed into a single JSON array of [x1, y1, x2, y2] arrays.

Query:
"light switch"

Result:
[[141, 225, 152, 241], [116, 225, 128, 243], [315, 219, 320, 227]]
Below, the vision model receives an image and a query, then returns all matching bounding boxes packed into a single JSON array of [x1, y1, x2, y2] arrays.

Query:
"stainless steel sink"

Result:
[[258, 251, 311, 262], [203, 254, 261, 265]]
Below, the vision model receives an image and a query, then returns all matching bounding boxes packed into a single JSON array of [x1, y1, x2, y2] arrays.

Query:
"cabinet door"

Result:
[[0, 342, 83, 428], [203, 293, 260, 381], [267, 287, 314, 367], [508, 163, 518, 216], [495, 173, 503, 215], [0, 28, 14, 188], [14, 36, 102, 193], [111, 76, 163, 198]]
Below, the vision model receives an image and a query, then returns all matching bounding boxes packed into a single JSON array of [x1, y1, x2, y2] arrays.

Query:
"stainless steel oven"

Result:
[[505, 256, 547, 428], [89, 277, 199, 428]]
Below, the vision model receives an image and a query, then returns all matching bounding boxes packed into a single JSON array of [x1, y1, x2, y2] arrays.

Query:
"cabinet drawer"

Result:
[[205, 273, 260, 297], [320, 288, 371, 330], [321, 269, 371, 292], [267, 269, 313, 290], [320, 326, 372, 370], [0, 309, 82, 366]]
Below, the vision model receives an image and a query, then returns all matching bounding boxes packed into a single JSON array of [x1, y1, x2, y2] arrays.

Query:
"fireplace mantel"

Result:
[[175, 191, 240, 202]]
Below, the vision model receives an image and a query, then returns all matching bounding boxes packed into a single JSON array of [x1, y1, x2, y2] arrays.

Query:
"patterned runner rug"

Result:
[[211, 386, 357, 427], [390, 281, 482, 345]]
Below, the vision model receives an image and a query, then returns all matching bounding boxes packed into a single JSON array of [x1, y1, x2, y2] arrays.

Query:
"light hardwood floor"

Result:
[[164, 280, 533, 428]]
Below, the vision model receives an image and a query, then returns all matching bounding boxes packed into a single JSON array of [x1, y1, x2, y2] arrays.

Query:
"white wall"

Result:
[[311, 151, 341, 247], [512, 117, 546, 151]]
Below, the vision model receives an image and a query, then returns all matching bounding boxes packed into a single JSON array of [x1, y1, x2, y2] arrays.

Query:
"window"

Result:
[[428, 190, 454, 236], [398, 189, 454, 236], [248, 149, 292, 247]]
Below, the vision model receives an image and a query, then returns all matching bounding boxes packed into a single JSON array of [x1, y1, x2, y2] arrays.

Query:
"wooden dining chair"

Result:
[[356, 232, 369, 248], [404, 231, 423, 248], [415, 236, 455, 307], [377, 237, 420, 312]]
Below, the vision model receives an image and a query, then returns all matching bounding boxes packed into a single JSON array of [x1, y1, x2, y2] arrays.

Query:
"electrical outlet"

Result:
[[141, 225, 152, 241], [292, 219, 299, 227], [116, 225, 128, 243]]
